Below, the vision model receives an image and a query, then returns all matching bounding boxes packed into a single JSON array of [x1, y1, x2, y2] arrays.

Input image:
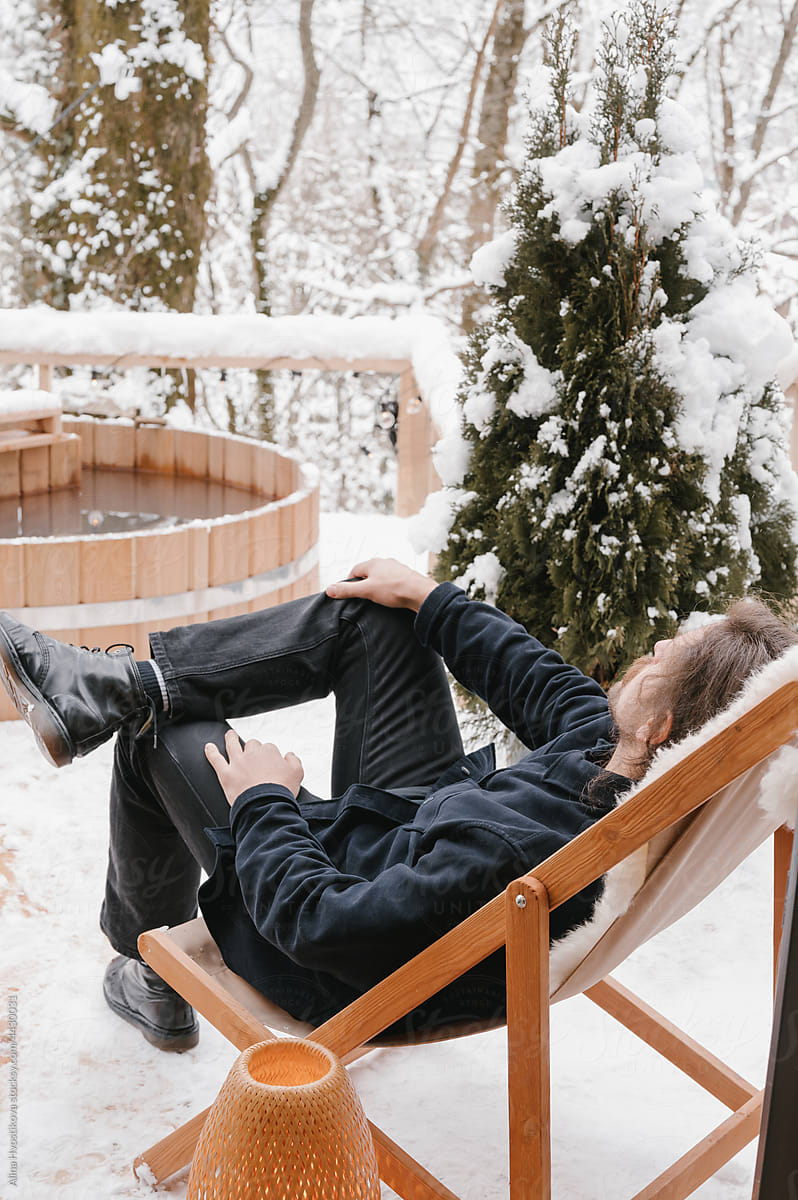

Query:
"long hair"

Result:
[[586, 597, 798, 806], [657, 597, 798, 746]]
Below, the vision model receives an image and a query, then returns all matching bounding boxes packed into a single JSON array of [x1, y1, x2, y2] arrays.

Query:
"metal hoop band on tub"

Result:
[[3, 545, 319, 630]]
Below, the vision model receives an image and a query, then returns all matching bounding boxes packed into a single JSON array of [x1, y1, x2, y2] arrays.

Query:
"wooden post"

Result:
[[773, 824, 793, 991], [753, 806, 798, 1198], [396, 368, 438, 518], [506, 877, 551, 1200], [37, 363, 53, 391], [788, 380, 798, 472]]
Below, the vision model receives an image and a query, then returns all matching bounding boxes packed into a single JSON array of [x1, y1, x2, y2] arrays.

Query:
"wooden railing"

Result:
[[0, 350, 440, 519]]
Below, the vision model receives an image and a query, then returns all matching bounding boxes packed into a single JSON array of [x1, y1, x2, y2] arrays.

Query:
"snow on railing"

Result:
[[0, 388, 62, 416], [0, 307, 464, 517]]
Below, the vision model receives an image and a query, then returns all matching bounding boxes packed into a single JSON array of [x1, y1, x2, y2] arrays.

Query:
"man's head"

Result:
[[607, 597, 798, 778]]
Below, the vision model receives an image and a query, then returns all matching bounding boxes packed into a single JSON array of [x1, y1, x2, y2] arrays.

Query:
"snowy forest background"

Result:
[[0, 0, 796, 514]]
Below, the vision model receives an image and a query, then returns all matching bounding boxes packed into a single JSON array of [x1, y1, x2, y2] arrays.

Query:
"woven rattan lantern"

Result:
[[186, 1038, 380, 1199]]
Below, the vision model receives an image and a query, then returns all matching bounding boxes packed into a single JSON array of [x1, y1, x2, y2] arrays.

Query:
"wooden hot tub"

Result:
[[0, 417, 320, 722]]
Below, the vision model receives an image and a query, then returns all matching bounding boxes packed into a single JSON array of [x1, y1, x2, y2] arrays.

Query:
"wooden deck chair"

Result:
[[134, 647, 798, 1199]]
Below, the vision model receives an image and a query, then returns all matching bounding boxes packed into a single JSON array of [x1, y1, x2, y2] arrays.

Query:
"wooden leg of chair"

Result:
[[774, 825, 793, 992], [133, 1105, 210, 1185], [630, 1091, 763, 1200], [585, 977, 757, 1111], [372, 1122, 462, 1200], [133, 1103, 460, 1198], [506, 877, 551, 1200]]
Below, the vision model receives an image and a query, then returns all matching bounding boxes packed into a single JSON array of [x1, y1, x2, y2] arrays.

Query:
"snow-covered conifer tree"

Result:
[[433, 0, 798, 683]]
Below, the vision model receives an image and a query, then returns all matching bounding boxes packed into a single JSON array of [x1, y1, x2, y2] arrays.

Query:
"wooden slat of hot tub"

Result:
[[253, 447, 276, 498], [278, 502, 294, 569], [174, 429, 209, 480], [311, 485, 320, 546], [304, 565, 321, 597], [0, 542, 25, 606], [0, 451, 20, 499], [93, 421, 135, 470], [223, 438, 255, 490], [143, 614, 186, 642], [80, 538, 135, 604], [20, 445, 50, 495], [249, 507, 281, 576], [182, 608, 209, 625], [287, 566, 319, 603], [295, 578, 317, 601], [136, 425, 175, 475], [188, 525, 210, 591], [293, 490, 315, 558], [209, 599, 252, 621], [207, 433, 225, 482], [136, 527, 191, 599], [275, 453, 298, 500], [209, 515, 250, 601], [49, 436, 81, 490], [269, 586, 292, 606], [24, 540, 80, 607], [65, 417, 95, 466]]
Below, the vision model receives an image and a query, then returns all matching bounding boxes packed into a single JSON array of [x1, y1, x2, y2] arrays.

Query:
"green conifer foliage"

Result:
[[436, 1, 798, 684]]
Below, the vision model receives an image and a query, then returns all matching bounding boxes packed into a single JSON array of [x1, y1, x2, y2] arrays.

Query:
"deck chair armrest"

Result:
[[139, 927, 275, 1052], [312, 894, 506, 1058], [534, 680, 798, 912], [312, 682, 798, 1059]]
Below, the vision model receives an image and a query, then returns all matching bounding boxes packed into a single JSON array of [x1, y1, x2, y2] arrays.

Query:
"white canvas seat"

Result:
[[549, 644, 798, 1002]]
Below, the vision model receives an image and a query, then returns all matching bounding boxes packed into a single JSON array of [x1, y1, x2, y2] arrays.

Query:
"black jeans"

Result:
[[99, 591, 464, 960]]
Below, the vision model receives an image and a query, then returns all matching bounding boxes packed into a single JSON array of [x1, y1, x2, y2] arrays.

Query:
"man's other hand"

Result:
[[205, 729, 304, 805], [325, 557, 437, 611]]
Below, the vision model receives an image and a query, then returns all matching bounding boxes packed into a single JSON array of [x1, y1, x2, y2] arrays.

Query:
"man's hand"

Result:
[[325, 557, 437, 612], [205, 729, 304, 806]]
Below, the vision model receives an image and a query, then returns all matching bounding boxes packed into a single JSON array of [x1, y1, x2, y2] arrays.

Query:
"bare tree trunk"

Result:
[[731, 0, 798, 224], [415, 0, 506, 277], [461, 0, 528, 330], [249, 0, 319, 438], [716, 31, 736, 211], [250, 0, 320, 314]]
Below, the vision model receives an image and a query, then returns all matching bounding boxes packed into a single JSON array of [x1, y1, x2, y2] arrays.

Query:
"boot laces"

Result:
[[136, 697, 160, 750], [77, 642, 135, 655], [74, 643, 158, 747]]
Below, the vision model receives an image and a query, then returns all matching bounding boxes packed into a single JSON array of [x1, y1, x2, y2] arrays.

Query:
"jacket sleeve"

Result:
[[414, 582, 610, 750], [229, 784, 536, 992]]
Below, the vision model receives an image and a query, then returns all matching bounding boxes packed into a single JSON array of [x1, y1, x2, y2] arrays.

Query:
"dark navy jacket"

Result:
[[199, 582, 628, 1036]]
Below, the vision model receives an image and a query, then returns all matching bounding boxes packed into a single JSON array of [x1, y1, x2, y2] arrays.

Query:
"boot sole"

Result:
[[0, 621, 75, 768]]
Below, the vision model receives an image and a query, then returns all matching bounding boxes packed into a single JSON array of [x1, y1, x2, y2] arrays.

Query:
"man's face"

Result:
[[607, 628, 706, 743]]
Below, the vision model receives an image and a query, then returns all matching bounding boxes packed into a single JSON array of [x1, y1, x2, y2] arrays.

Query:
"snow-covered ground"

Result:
[[0, 510, 777, 1198]]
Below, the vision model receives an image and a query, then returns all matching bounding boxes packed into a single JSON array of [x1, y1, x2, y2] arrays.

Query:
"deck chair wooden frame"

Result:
[[134, 682, 798, 1199]]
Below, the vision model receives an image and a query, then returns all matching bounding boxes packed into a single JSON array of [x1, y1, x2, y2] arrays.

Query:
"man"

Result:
[[0, 557, 794, 1050]]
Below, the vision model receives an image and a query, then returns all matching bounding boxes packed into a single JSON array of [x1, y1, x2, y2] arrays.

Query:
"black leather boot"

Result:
[[103, 956, 200, 1052], [0, 613, 152, 768]]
